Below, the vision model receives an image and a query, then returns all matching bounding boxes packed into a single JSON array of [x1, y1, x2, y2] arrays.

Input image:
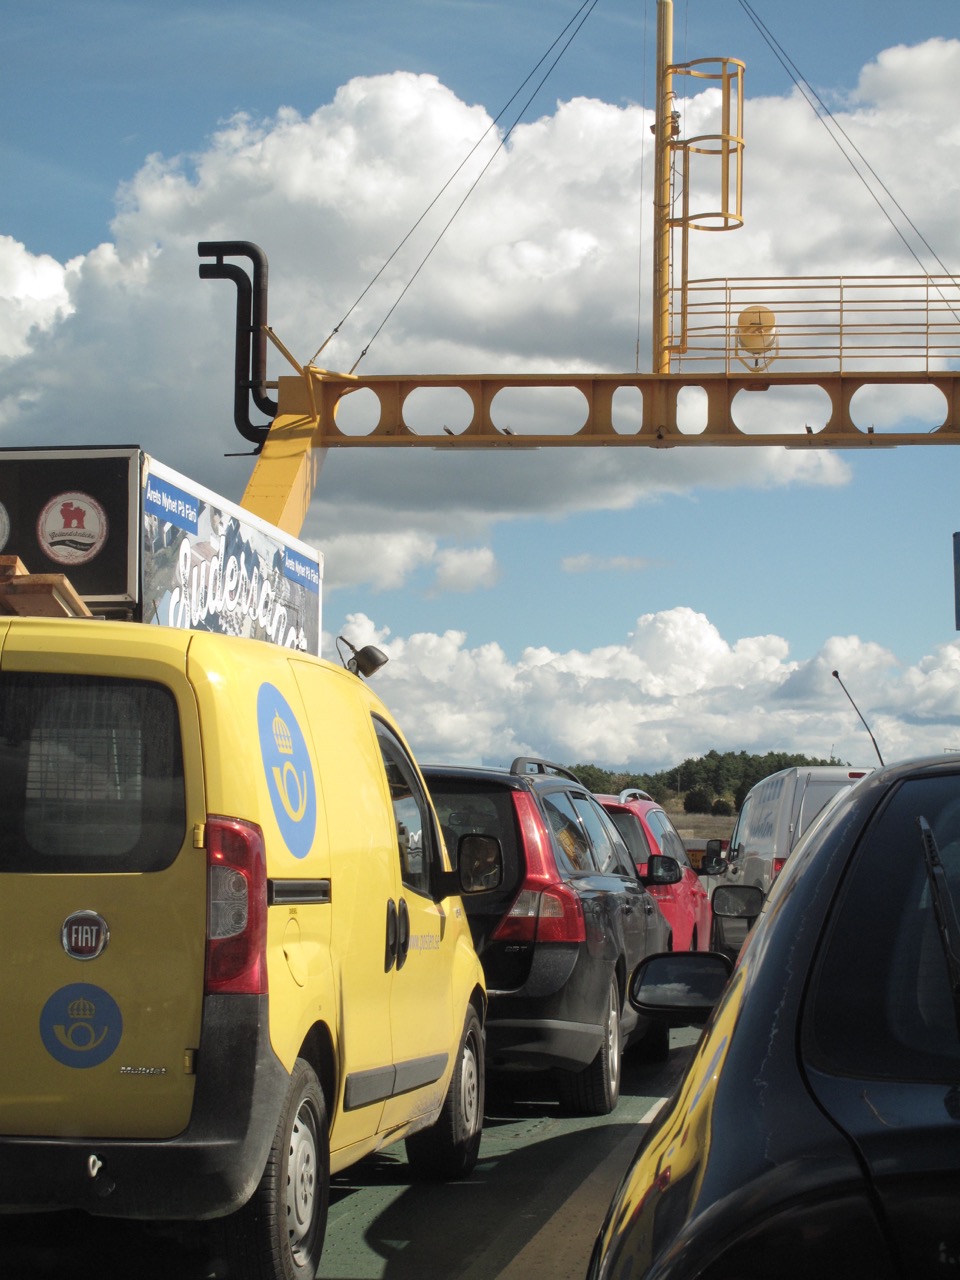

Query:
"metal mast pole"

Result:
[[652, 0, 675, 373]]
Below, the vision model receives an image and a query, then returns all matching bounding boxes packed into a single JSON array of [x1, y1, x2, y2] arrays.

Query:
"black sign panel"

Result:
[[0, 448, 139, 606]]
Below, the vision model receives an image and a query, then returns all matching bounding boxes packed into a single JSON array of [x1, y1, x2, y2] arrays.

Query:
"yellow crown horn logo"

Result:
[[273, 711, 294, 755]]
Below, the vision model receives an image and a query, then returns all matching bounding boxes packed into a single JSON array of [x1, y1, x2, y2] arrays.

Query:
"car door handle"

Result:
[[397, 898, 411, 971], [385, 899, 398, 972]]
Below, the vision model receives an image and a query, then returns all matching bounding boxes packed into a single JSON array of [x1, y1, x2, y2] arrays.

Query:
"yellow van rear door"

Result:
[[0, 624, 206, 1139]]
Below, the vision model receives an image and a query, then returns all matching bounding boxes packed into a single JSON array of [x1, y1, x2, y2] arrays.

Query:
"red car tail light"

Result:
[[490, 792, 587, 944], [491, 888, 541, 942], [205, 816, 268, 995], [772, 856, 787, 882], [511, 791, 554, 882]]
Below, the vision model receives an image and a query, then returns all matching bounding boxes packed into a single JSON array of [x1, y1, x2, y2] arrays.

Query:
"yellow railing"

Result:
[[672, 275, 960, 373]]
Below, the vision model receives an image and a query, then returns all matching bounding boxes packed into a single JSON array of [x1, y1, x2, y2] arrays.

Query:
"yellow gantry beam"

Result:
[[241, 366, 960, 535]]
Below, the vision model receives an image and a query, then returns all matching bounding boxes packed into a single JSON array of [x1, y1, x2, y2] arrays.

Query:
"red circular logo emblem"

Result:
[[37, 492, 108, 566]]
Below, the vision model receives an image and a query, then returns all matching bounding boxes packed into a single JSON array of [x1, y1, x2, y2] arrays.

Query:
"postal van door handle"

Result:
[[397, 899, 411, 970], [385, 899, 398, 972]]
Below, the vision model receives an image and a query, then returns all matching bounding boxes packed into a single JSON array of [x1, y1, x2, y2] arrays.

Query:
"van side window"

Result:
[[728, 796, 750, 859], [0, 673, 185, 873], [374, 719, 438, 898]]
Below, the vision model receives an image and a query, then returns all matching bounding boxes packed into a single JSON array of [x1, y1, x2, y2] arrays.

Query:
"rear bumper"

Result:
[[0, 994, 290, 1220], [484, 943, 617, 1072], [485, 1014, 603, 1072]]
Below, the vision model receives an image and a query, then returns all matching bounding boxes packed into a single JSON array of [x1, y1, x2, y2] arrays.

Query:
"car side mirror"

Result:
[[643, 853, 682, 886], [458, 834, 503, 894], [629, 952, 733, 1026]]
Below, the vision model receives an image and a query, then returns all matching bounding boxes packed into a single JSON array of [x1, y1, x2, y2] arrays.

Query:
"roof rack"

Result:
[[509, 757, 581, 783]]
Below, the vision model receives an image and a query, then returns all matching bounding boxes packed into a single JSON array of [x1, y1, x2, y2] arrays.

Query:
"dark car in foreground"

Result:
[[588, 753, 960, 1279], [423, 759, 673, 1115]]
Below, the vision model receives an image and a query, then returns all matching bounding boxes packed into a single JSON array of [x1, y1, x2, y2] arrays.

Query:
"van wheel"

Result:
[[557, 978, 621, 1116], [405, 1006, 485, 1180], [214, 1059, 329, 1280]]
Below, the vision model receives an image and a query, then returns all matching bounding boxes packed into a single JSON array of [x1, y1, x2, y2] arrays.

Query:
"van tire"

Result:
[[405, 1007, 484, 1180], [557, 978, 621, 1116], [214, 1059, 329, 1280]]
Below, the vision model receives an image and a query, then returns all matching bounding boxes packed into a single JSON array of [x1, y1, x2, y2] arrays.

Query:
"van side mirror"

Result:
[[698, 839, 726, 876], [712, 884, 763, 923], [458, 834, 503, 894], [336, 635, 389, 679], [643, 853, 682, 886]]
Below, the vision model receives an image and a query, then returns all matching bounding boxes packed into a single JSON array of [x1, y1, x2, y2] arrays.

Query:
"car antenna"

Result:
[[831, 670, 884, 766]]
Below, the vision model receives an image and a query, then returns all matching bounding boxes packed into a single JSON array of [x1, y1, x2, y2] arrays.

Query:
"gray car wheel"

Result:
[[558, 977, 622, 1116]]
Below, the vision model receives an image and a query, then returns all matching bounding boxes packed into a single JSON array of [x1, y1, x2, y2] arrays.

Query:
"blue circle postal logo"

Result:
[[257, 683, 316, 860], [39, 984, 123, 1069]]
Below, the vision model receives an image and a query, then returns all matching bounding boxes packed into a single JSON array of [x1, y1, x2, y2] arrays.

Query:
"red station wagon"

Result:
[[597, 792, 712, 952]]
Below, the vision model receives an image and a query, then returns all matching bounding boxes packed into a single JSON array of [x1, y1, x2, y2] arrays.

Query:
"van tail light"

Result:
[[772, 856, 787, 882], [490, 793, 586, 945], [205, 816, 268, 995]]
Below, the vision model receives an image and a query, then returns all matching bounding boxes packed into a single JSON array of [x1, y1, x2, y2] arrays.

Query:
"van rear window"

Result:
[[0, 673, 186, 873]]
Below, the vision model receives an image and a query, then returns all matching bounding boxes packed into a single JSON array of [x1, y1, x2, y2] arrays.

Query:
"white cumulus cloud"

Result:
[[344, 609, 954, 772], [2, 42, 959, 774]]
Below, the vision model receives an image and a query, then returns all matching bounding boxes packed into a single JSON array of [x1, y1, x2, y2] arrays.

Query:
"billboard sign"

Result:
[[142, 458, 322, 654], [0, 447, 322, 655]]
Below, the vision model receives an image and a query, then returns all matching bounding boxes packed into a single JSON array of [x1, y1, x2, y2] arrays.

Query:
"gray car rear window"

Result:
[[0, 673, 186, 873]]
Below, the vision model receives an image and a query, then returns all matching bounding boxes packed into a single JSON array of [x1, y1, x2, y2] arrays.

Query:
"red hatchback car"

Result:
[[597, 792, 712, 952]]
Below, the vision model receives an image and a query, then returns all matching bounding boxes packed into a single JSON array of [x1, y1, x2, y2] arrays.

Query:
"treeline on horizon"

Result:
[[569, 749, 839, 815]]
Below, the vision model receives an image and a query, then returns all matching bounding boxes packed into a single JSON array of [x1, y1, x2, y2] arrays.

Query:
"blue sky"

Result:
[[3, 1, 960, 770], [6, 1, 958, 263]]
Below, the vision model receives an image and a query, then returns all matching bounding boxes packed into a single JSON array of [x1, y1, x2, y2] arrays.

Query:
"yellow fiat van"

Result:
[[0, 615, 495, 1280]]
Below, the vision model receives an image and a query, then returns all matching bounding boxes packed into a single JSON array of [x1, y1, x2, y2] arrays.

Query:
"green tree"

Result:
[[566, 751, 835, 812], [684, 786, 715, 814], [568, 763, 617, 793]]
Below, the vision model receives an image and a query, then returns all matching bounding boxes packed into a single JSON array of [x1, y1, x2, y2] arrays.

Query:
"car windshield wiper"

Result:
[[918, 815, 960, 1038]]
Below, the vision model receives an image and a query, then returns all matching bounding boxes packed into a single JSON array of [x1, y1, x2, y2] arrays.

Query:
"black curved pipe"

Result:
[[198, 240, 278, 446]]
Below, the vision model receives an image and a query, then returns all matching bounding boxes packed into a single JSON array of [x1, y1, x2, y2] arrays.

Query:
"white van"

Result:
[[718, 765, 873, 898]]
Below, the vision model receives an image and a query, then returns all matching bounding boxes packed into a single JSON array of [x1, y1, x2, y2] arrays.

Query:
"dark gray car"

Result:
[[423, 758, 674, 1115]]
